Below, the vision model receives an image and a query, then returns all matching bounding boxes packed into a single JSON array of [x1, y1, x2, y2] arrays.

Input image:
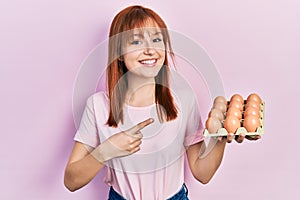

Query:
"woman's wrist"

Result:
[[91, 144, 111, 164]]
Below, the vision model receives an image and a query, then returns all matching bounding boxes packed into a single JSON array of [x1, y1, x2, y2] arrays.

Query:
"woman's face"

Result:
[[121, 20, 166, 79]]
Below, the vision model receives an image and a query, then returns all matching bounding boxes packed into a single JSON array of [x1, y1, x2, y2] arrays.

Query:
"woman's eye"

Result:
[[153, 38, 162, 43], [131, 40, 142, 45]]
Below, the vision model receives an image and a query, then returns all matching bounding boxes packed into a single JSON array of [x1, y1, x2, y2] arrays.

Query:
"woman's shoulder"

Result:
[[91, 91, 108, 99], [170, 75, 196, 101], [87, 91, 109, 107], [169, 70, 198, 111]]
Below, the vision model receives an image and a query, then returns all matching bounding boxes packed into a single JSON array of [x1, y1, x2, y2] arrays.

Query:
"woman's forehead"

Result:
[[131, 28, 162, 37]]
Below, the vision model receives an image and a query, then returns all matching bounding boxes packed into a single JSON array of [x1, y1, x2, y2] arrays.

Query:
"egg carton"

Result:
[[203, 102, 265, 137]]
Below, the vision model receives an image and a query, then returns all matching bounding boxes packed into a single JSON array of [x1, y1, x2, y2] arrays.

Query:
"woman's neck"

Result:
[[126, 73, 156, 107]]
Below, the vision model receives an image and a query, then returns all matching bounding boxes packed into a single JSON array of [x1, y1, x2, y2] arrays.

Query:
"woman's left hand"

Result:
[[218, 133, 261, 143]]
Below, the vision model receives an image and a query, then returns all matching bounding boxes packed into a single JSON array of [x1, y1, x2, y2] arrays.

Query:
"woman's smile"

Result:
[[139, 58, 158, 66]]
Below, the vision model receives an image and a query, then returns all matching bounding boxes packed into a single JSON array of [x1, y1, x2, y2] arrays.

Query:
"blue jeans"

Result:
[[108, 183, 189, 200]]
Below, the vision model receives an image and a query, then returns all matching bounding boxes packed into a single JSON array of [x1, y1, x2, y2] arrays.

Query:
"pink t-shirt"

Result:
[[74, 82, 204, 199]]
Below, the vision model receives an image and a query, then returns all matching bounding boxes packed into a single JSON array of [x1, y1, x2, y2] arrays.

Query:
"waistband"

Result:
[[108, 183, 188, 200]]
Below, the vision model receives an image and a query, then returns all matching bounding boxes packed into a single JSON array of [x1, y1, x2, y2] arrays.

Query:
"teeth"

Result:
[[140, 59, 156, 65]]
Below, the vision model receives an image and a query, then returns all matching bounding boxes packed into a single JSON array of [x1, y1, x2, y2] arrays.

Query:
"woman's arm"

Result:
[[64, 142, 105, 192], [64, 118, 153, 192], [186, 133, 245, 184], [186, 139, 226, 184]]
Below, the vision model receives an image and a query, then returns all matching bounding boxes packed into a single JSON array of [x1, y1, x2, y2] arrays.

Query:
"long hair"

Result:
[[106, 5, 178, 127]]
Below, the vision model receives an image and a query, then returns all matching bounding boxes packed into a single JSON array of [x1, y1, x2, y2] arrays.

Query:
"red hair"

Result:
[[106, 5, 178, 127]]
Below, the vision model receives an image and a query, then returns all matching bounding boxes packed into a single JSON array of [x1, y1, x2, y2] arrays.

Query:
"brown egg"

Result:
[[244, 107, 261, 119], [224, 115, 241, 133], [245, 101, 261, 112], [213, 96, 227, 105], [213, 102, 227, 113], [226, 107, 242, 120], [230, 94, 244, 105], [205, 117, 222, 133], [243, 115, 261, 132], [209, 108, 224, 121], [228, 100, 244, 111], [247, 93, 262, 104]]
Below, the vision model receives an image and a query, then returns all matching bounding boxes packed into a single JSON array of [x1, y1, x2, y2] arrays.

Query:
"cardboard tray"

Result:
[[203, 102, 265, 137]]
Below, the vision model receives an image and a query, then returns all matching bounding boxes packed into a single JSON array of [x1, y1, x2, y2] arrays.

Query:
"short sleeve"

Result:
[[183, 95, 204, 147], [74, 95, 100, 148]]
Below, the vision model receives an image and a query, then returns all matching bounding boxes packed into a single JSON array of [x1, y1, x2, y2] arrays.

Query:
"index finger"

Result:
[[126, 118, 154, 135]]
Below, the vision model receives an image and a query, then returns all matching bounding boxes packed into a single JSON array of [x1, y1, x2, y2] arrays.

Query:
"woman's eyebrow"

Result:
[[132, 33, 144, 38]]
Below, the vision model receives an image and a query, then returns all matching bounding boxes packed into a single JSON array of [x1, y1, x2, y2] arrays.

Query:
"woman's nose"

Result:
[[143, 41, 155, 55], [144, 48, 155, 55]]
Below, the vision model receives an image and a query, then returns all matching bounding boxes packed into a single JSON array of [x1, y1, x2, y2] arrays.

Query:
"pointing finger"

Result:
[[126, 118, 154, 135]]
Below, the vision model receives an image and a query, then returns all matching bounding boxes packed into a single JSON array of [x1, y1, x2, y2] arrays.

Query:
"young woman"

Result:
[[64, 5, 259, 200]]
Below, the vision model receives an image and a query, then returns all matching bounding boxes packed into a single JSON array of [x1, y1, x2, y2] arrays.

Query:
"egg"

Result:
[[243, 115, 261, 132], [205, 117, 222, 133], [226, 107, 242, 120], [213, 96, 227, 105], [213, 102, 227, 113], [247, 93, 262, 104], [244, 107, 261, 119], [228, 100, 244, 111], [224, 115, 241, 133], [245, 101, 261, 112], [230, 94, 244, 105], [209, 108, 224, 121]]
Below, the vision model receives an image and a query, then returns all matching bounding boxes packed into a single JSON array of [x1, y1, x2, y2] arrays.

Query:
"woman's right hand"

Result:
[[91, 118, 154, 163]]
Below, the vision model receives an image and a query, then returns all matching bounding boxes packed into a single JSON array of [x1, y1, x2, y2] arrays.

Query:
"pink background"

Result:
[[1, 0, 299, 199]]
